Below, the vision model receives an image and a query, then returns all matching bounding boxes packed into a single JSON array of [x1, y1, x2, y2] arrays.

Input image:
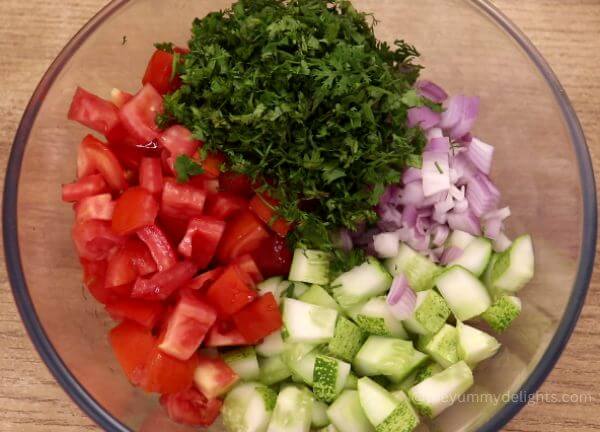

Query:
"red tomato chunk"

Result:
[[137, 225, 178, 271], [161, 179, 207, 219], [62, 174, 107, 203], [79, 135, 127, 191], [139, 157, 164, 195], [119, 83, 164, 144], [106, 299, 164, 329], [232, 293, 283, 344], [160, 388, 222, 427], [178, 216, 225, 265], [217, 210, 270, 263], [142, 50, 182, 96], [204, 321, 248, 348], [68, 87, 120, 136], [75, 194, 115, 222], [193, 355, 239, 399], [132, 261, 197, 301], [205, 265, 257, 316], [112, 187, 159, 235]]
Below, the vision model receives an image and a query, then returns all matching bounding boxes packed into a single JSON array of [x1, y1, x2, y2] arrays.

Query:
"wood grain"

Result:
[[0, 0, 598, 430]]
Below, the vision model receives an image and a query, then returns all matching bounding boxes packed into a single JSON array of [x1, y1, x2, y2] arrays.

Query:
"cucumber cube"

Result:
[[289, 249, 330, 285], [311, 400, 330, 428], [313, 355, 351, 402], [283, 298, 338, 344], [482, 295, 522, 332], [435, 266, 491, 321], [268, 385, 313, 432], [417, 324, 459, 368], [332, 257, 392, 309], [446, 230, 475, 249], [456, 321, 501, 366], [319, 426, 339, 432], [299, 284, 341, 311], [256, 331, 285, 357], [385, 243, 440, 291], [447, 236, 492, 277], [490, 234, 534, 293], [402, 290, 451, 335], [327, 390, 374, 432], [344, 372, 358, 390], [224, 347, 260, 380], [283, 344, 320, 385], [379, 390, 420, 432], [357, 377, 400, 428], [223, 382, 278, 432], [394, 361, 444, 392], [259, 355, 291, 386], [353, 297, 409, 339], [258, 277, 286, 304], [408, 361, 474, 418], [328, 316, 365, 362]]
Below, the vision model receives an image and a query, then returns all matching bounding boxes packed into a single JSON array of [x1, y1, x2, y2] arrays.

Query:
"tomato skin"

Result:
[[205, 265, 257, 316], [205, 193, 248, 220], [68, 87, 120, 136], [139, 157, 164, 195], [249, 193, 292, 237], [232, 293, 283, 344], [105, 238, 157, 289], [132, 261, 197, 301], [178, 216, 226, 266], [142, 50, 182, 95], [204, 320, 248, 347], [193, 355, 239, 399], [137, 225, 178, 271], [217, 210, 270, 263], [161, 179, 207, 219], [106, 299, 164, 329], [112, 187, 159, 236], [62, 174, 108, 203], [119, 84, 164, 144], [109, 321, 156, 383], [140, 347, 199, 394], [251, 235, 293, 278], [159, 125, 201, 161], [79, 135, 128, 191], [75, 193, 115, 222], [158, 296, 217, 361], [160, 388, 222, 427], [219, 172, 254, 198], [232, 255, 264, 285], [72, 220, 123, 261]]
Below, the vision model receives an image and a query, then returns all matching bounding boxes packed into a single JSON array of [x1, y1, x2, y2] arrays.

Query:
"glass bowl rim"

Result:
[[3, 0, 597, 431]]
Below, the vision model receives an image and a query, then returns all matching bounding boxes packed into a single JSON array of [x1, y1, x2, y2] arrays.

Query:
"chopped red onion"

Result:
[[402, 168, 422, 185], [454, 198, 469, 213], [466, 137, 494, 175], [482, 216, 503, 240], [449, 97, 480, 140], [422, 151, 450, 197], [466, 173, 501, 217], [426, 127, 444, 140], [439, 95, 465, 129], [425, 136, 451, 153], [493, 232, 512, 252], [399, 181, 425, 206], [460, 133, 473, 143], [402, 205, 418, 228], [440, 246, 464, 265], [482, 206, 511, 221], [447, 210, 481, 236], [431, 224, 450, 247], [416, 80, 448, 103], [386, 275, 416, 320], [407, 107, 441, 130], [373, 231, 401, 258], [434, 192, 455, 214], [416, 212, 432, 236], [377, 205, 403, 231], [449, 185, 465, 201]]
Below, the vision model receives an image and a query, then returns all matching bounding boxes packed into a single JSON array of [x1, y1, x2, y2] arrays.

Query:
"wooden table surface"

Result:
[[0, 0, 599, 431]]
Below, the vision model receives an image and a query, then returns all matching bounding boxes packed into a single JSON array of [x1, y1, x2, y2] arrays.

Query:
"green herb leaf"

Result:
[[174, 155, 204, 183]]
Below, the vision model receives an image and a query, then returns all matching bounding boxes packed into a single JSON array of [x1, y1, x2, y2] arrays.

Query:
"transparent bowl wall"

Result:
[[4, 0, 596, 431]]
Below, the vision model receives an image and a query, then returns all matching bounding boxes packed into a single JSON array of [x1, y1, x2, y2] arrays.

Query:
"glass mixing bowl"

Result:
[[3, 0, 596, 431]]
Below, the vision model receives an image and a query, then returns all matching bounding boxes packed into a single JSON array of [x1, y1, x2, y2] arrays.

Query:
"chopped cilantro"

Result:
[[174, 155, 204, 183]]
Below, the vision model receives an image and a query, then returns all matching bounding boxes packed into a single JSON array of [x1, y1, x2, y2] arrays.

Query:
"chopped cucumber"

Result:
[[289, 281, 310, 298], [327, 390, 374, 432], [482, 253, 499, 290], [299, 285, 342, 311], [381, 390, 420, 432], [456, 321, 501, 366], [224, 347, 260, 381], [223, 382, 278, 432], [319, 426, 339, 432], [353, 336, 428, 383], [258, 277, 286, 304], [259, 355, 291, 385], [447, 237, 492, 277], [481, 295, 522, 332], [283, 298, 338, 344], [417, 324, 459, 368], [490, 234, 535, 293], [257, 331, 285, 357], [332, 257, 392, 309], [385, 243, 440, 291], [311, 400, 330, 428], [328, 316, 365, 363], [267, 385, 313, 432], [394, 361, 444, 391], [289, 249, 330, 285], [353, 297, 409, 339], [313, 355, 351, 402], [402, 290, 451, 335], [408, 361, 474, 418], [357, 377, 417, 431], [435, 266, 491, 321], [283, 344, 320, 385], [446, 230, 475, 250], [344, 372, 358, 390]]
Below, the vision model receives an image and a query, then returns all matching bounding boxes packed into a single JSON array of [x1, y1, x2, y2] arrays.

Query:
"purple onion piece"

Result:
[[386, 275, 417, 320], [407, 107, 441, 130], [416, 80, 448, 103]]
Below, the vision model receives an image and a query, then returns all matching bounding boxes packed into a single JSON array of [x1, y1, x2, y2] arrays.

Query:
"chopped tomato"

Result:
[[142, 50, 181, 95], [137, 225, 178, 271], [140, 346, 199, 394], [188, 174, 220, 196], [205, 193, 248, 220], [159, 125, 201, 160], [119, 84, 164, 144], [132, 261, 197, 301], [79, 135, 127, 191], [105, 238, 157, 289], [109, 142, 145, 170], [219, 172, 254, 197], [72, 219, 123, 261], [75, 193, 115, 222], [178, 216, 225, 265], [112, 187, 159, 235], [81, 259, 115, 304], [251, 235, 293, 278], [126, 239, 159, 276], [232, 254, 264, 285], [110, 88, 134, 109], [161, 179, 207, 219], [106, 299, 164, 329], [157, 214, 189, 246], [217, 210, 270, 262], [205, 265, 257, 316], [109, 321, 156, 383], [249, 193, 292, 237], [204, 320, 248, 347], [193, 355, 239, 399], [200, 152, 226, 178], [68, 87, 120, 136], [232, 293, 283, 344], [160, 388, 222, 427], [105, 122, 141, 148], [139, 157, 164, 195], [158, 296, 217, 360], [186, 267, 224, 291], [62, 174, 107, 203]]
